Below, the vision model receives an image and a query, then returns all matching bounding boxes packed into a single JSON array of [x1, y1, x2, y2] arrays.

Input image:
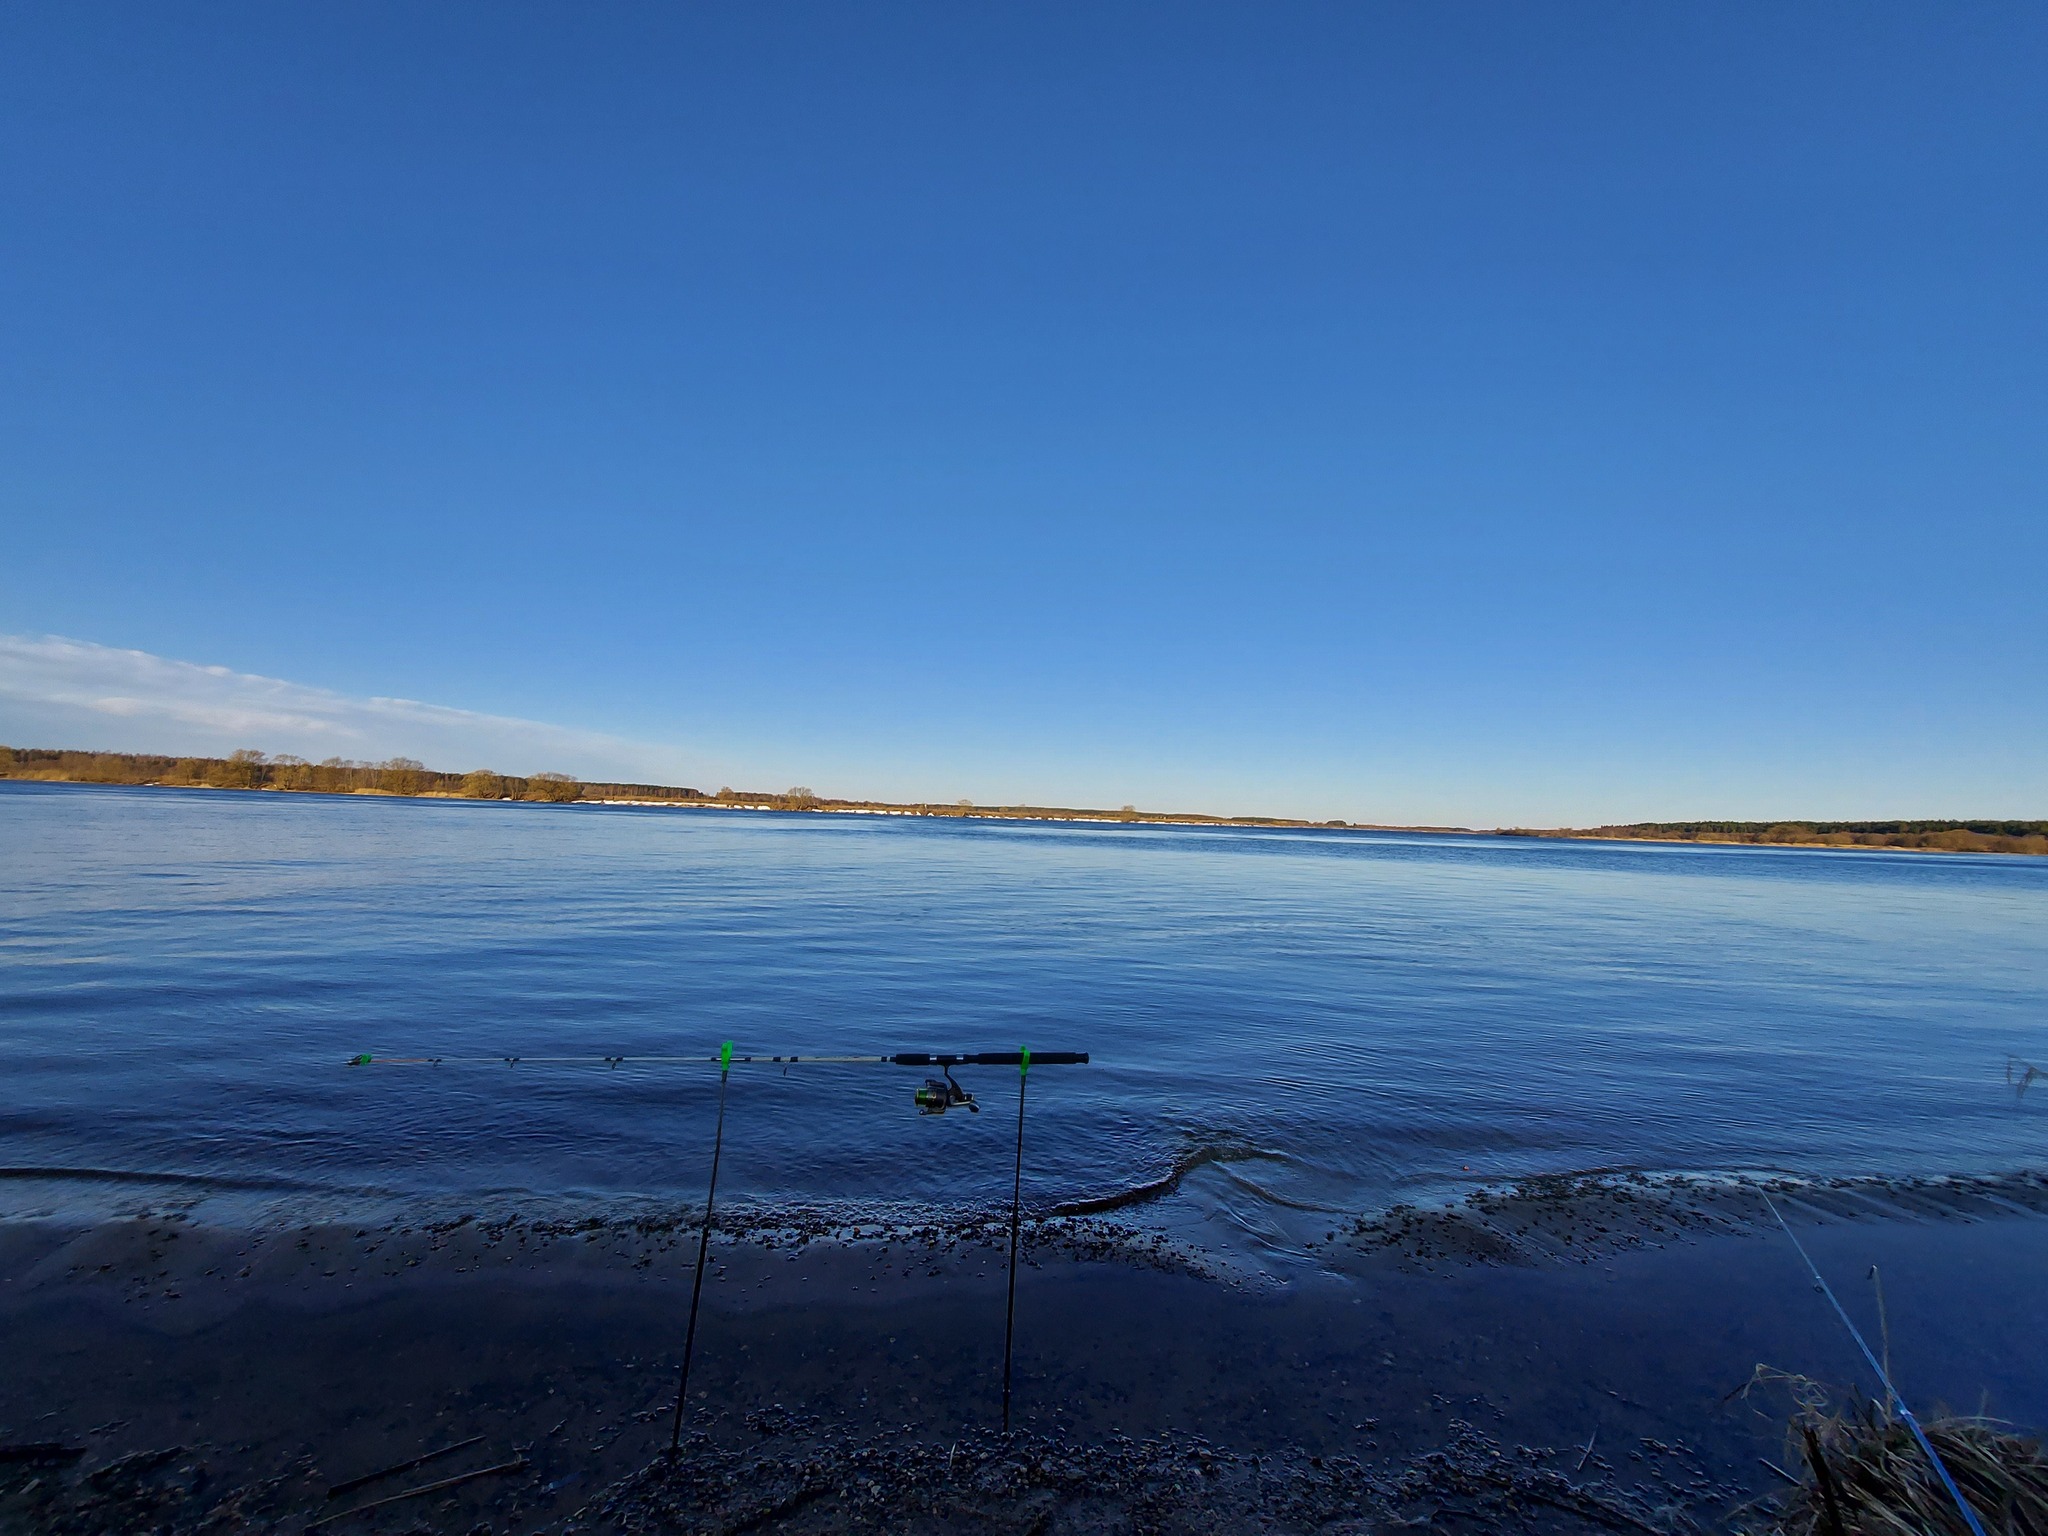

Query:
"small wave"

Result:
[[1212, 1164, 1347, 1214], [1050, 1136, 1291, 1217], [1342, 1166, 2048, 1269], [0, 1165, 321, 1192]]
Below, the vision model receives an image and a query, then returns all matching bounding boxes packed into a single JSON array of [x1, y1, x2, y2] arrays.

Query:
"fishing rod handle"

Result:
[[890, 1051, 1087, 1067]]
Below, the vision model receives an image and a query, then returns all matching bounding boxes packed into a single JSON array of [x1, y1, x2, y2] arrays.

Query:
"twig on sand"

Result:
[[306, 1456, 527, 1530], [325, 1434, 485, 1498], [1800, 1425, 1849, 1536], [1575, 1429, 1597, 1472]]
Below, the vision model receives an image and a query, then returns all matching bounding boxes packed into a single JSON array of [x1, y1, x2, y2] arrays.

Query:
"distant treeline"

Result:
[[0, 747, 622, 803], [1517, 820, 2048, 856], [0, 746, 1345, 826], [11, 749, 2035, 854]]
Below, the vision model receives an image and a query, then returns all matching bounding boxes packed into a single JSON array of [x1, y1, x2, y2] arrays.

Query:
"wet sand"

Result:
[[3, 1174, 2044, 1533]]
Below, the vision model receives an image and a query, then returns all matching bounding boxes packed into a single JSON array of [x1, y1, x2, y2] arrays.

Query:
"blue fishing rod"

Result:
[[1760, 1190, 1989, 1536], [347, 1043, 1089, 1442]]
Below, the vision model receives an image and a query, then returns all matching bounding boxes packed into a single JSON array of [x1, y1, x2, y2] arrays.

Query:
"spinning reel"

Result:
[[913, 1064, 979, 1115]]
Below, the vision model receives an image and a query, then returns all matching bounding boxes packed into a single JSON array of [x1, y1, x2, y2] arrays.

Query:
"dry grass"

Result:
[[1741, 1371, 2048, 1536]]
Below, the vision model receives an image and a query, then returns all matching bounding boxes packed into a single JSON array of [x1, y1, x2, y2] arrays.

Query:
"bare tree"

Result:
[[525, 771, 581, 803], [378, 757, 426, 796], [460, 769, 505, 799], [212, 749, 268, 789]]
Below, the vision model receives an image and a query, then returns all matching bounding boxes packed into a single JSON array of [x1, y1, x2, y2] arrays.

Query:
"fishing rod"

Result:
[[349, 1049, 1085, 1070], [345, 1049, 1085, 1122], [1760, 1190, 1990, 1536], [346, 1043, 1088, 1439], [347, 1048, 1085, 1125]]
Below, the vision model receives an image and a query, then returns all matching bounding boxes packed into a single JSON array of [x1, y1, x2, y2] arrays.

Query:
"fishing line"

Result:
[[1759, 1189, 1989, 1536], [670, 1040, 732, 1454]]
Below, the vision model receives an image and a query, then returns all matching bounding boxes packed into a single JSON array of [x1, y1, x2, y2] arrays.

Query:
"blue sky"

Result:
[[2, 3, 2043, 825]]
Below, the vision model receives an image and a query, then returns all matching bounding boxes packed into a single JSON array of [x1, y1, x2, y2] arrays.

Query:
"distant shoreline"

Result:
[[0, 746, 1465, 837], [2, 746, 2041, 854], [1509, 822, 2048, 857], [1, 771, 1469, 838]]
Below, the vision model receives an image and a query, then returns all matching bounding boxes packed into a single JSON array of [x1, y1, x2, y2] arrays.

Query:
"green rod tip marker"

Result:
[[719, 1040, 732, 1072]]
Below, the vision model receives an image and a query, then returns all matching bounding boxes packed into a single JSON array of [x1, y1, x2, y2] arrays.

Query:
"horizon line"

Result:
[[4, 744, 2045, 856]]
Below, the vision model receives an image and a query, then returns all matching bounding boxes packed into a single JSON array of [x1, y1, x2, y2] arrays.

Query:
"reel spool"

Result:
[[913, 1065, 978, 1115]]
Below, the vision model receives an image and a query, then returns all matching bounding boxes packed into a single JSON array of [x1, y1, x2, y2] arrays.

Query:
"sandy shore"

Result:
[[3, 1174, 2043, 1533]]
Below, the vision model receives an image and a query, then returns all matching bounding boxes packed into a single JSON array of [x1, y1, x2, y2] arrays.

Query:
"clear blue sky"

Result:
[[2, 3, 2043, 825]]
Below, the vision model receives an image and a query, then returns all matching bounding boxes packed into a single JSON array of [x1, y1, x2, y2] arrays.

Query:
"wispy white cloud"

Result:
[[0, 634, 710, 784]]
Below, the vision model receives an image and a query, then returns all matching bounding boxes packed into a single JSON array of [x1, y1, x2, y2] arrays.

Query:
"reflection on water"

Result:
[[1, 781, 2043, 1268]]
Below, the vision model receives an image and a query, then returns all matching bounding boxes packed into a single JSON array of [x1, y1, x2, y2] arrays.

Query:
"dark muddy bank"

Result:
[[579, 1419, 1743, 1535], [2, 1171, 2044, 1533]]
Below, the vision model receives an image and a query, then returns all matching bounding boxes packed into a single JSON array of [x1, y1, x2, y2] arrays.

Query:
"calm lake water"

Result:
[[2, 782, 2043, 1268]]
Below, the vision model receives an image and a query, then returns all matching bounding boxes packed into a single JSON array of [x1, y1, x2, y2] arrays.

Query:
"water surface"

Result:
[[2, 781, 2042, 1268]]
